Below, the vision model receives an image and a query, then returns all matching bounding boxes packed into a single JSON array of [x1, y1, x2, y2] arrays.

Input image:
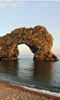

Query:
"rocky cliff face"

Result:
[[0, 25, 58, 61]]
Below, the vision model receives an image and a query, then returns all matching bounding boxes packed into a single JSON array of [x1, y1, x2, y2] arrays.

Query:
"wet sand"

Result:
[[0, 81, 60, 100]]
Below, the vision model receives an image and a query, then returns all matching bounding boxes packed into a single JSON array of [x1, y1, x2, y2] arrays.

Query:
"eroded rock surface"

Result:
[[0, 25, 58, 61]]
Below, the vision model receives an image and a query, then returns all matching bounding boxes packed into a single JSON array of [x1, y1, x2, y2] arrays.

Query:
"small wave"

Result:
[[9, 82, 60, 98], [22, 86, 60, 97], [0, 76, 60, 98]]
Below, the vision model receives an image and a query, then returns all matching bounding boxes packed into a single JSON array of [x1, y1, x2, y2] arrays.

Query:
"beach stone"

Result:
[[0, 25, 58, 61]]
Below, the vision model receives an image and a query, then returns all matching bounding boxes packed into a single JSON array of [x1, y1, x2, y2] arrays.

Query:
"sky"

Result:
[[0, 1, 60, 55]]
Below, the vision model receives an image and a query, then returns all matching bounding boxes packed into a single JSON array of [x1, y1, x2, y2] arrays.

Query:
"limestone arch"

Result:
[[0, 25, 58, 60]]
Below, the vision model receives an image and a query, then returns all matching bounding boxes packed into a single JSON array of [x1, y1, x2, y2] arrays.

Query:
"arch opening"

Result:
[[18, 44, 34, 58]]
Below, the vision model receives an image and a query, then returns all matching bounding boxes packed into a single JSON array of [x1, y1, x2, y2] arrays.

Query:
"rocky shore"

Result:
[[0, 81, 60, 100]]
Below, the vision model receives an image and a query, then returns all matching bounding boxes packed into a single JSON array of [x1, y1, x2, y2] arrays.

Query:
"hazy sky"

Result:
[[0, 1, 60, 55]]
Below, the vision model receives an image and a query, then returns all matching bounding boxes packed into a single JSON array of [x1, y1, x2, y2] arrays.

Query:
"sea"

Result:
[[0, 55, 60, 97]]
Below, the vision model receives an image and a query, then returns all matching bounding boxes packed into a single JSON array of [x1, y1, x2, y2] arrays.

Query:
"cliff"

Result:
[[0, 25, 58, 61]]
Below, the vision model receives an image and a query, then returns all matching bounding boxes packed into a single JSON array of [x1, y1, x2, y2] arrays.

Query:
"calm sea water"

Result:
[[0, 55, 60, 93]]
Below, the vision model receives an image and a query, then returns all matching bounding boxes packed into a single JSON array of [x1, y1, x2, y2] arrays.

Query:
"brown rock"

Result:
[[0, 25, 59, 61]]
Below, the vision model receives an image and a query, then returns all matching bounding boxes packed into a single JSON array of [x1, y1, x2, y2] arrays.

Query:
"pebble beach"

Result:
[[0, 81, 60, 100]]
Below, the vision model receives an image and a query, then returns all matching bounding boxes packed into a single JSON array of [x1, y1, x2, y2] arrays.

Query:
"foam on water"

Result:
[[9, 82, 60, 98]]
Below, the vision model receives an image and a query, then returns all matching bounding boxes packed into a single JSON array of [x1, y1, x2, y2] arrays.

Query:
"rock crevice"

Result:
[[0, 25, 58, 61]]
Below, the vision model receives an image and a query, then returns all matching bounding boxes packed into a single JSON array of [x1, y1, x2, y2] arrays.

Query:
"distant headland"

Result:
[[0, 25, 59, 61]]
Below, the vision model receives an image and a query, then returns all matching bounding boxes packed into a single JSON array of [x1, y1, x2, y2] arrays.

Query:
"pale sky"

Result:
[[0, 1, 60, 55]]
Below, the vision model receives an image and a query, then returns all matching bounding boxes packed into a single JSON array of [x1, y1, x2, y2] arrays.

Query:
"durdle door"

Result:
[[0, 25, 59, 61]]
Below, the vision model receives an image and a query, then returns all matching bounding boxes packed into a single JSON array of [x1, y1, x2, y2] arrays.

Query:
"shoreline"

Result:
[[0, 81, 60, 100]]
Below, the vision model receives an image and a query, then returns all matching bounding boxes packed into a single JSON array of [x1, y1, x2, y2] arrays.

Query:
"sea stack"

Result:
[[0, 25, 59, 61]]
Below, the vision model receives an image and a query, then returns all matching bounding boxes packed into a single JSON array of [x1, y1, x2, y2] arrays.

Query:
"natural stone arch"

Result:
[[0, 25, 58, 61]]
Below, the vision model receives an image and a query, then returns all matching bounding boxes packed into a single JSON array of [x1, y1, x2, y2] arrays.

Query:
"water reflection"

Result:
[[33, 61, 53, 84], [0, 56, 60, 92], [0, 59, 53, 83], [0, 60, 18, 75]]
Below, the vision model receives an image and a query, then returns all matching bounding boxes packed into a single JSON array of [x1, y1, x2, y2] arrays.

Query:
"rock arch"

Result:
[[0, 25, 58, 61]]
